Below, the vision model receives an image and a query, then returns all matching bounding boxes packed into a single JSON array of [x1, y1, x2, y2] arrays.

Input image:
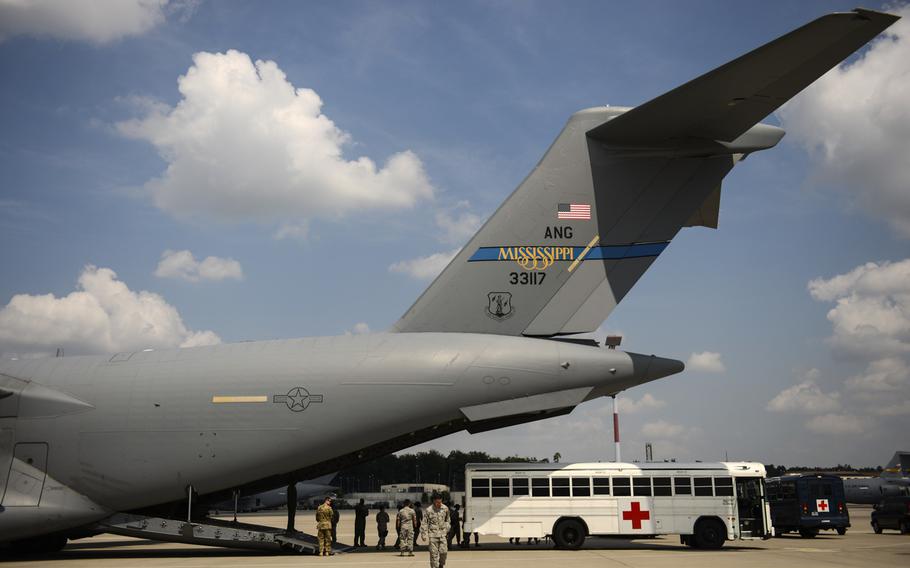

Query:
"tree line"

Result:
[[337, 453, 889, 494]]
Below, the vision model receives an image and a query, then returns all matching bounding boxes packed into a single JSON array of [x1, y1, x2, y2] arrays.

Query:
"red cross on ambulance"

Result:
[[816, 499, 829, 512], [621, 501, 652, 530]]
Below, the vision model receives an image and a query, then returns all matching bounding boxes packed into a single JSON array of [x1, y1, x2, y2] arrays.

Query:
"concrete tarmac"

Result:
[[1, 505, 906, 567]]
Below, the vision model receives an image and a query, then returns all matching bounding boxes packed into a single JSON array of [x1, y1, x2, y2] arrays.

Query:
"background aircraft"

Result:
[[0, 7, 899, 554], [210, 473, 338, 514], [844, 452, 910, 504]]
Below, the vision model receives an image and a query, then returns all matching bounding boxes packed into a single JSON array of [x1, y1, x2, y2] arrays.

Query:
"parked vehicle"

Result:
[[871, 496, 910, 534], [463, 461, 772, 549], [765, 474, 850, 537]]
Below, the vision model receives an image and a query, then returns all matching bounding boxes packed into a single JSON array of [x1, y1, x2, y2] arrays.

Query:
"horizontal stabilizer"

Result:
[[588, 8, 899, 145]]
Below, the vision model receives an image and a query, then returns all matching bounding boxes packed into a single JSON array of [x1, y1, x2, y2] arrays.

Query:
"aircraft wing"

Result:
[[588, 8, 899, 146]]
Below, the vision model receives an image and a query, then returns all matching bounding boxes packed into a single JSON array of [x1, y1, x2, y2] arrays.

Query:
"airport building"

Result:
[[344, 483, 451, 507]]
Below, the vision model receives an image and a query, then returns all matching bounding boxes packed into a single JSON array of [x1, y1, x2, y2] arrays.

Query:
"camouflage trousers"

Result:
[[399, 527, 414, 552], [428, 536, 448, 568], [318, 528, 332, 555]]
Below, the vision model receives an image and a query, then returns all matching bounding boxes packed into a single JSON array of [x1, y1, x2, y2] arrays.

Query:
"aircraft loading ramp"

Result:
[[97, 513, 348, 554]]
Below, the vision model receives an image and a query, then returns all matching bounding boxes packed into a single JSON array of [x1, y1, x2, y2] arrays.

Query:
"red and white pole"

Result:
[[612, 395, 621, 462]]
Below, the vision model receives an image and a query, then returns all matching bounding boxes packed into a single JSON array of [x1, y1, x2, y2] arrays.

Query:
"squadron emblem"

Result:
[[273, 387, 324, 412], [486, 292, 514, 321]]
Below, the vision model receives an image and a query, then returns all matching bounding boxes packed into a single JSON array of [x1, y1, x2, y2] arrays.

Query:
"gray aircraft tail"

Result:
[[883, 451, 910, 478], [393, 8, 898, 337]]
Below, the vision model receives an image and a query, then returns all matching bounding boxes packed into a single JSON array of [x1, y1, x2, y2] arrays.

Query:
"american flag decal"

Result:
[[557, 203, 591, 220]]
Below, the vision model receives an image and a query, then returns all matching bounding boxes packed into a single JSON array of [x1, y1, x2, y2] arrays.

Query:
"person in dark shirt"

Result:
[[447, 504, 461, 548], [354, 498, 369, 547], [331, 500, 340, 544], [376, 505, 390, 550], [413, 501, 423, 549]]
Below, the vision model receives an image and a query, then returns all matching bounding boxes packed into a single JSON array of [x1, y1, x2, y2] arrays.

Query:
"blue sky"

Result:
[[1, 0, 908, 467]]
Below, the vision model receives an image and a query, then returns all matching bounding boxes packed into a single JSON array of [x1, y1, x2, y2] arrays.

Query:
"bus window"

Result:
[[613, 477, 631, 496], [532, 478, 550, 497], [492, 478, 510, 497], [714, 477, 734, 496], [512, 478, 529, 496], [780, 482, 796, 500], [653, 477, 672, 496], [633, 477, 652, 496], [694, 477, 713, 496], [674, 477, 691, 495], [593, 477, 610, 495], [552, 477, 570, 497], [809, 483, 833, 498], [572, 477, 591, 497], [472, 478, 490, 498]]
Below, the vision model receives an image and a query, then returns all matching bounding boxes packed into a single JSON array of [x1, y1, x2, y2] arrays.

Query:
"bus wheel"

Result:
[[553, 519, 586, 550], [798, 528, 818, 539], [836, 527, 847, 536], [694, 519, 725, 550], [901, 521, 909, 535], [871, 521, 882, 534]]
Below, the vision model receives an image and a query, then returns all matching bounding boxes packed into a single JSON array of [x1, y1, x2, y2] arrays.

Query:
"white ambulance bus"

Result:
[[463, 462, 771, 549]]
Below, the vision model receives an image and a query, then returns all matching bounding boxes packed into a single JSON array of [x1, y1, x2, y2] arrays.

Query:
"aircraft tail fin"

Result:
[[392, 8, 898, 337], [883, 451, 910, 478]]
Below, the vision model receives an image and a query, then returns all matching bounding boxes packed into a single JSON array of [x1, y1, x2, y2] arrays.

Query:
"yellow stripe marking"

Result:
[[567, 234, 600, 273], [211, 395, 268, 404]]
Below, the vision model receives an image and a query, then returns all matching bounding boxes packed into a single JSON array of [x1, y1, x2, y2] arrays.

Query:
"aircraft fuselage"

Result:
[[0, 332, 680, 541]]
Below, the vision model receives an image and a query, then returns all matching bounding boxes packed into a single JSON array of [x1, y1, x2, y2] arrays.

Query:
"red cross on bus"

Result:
[[816, 499, 829, 512], [622, 501, 651, 529]]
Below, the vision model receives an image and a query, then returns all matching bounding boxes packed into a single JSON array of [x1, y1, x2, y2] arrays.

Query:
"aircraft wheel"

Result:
[[552, 519, 586, 550], [836, 527, 847, 535], [694, 519, 725, 549], [871, 521, 882, 534], [799, 528, 818, 539]]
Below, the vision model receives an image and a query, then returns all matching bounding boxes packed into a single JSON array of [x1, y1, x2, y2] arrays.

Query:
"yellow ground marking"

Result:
[[567, 234, 600, 273]]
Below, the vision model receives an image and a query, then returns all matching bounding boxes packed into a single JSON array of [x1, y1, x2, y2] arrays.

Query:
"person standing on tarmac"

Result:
[[354, 498, 369, 547], [376, 505, 390, 550], [447, 504, 461, 548], [396, 499, 417, 557], [316, 496, 335, 557], [413, 501, 423, 549], [331, 499, 340, 544], [421, 493, 450, 568]]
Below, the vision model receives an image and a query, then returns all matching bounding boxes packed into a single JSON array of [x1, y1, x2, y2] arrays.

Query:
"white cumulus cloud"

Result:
[[154, 249, 243, 282], [640, 420, 701, 440], [435, 202, 483, 245], [0, 0, 188, 44], [686, 351, 726, 373], [388, 248, 459, 281], [805, 413, 873, 436], [345, 322, 371, 335], [767, 374, 841, 414], [0, 265, 220, 357], [779, 6, 910, 237], [617, 393, 666, 414], [845, 357, 909, 396], [808, 259, 910, 358], [117, 50, 434, 224]]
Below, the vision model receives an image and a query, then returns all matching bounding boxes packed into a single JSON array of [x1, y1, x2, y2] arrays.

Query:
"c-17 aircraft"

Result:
[[844, 451, 910, 504], [211, 473, 338, 514], [0, 7, 899, 554]]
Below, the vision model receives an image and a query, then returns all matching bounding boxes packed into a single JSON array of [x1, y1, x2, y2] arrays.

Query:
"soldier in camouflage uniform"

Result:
[[316, 495, 335, 556], [420, 493, 451, 568], [396, 499, 417, 557]]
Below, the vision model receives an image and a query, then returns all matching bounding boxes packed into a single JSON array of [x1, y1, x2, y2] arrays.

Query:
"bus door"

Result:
[[735, 477, 767, 538]]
